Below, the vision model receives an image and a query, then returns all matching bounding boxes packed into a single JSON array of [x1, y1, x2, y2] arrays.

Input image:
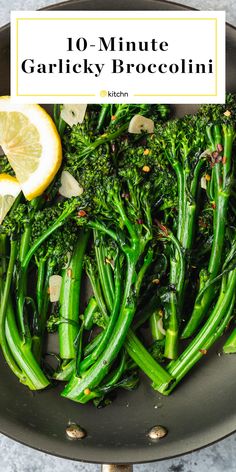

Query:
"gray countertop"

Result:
[[0, 0, 235, 470]]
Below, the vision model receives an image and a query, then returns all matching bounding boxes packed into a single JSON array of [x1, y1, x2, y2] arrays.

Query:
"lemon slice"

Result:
[[0, 174, 21, 224], [0, 97, 62, 200]]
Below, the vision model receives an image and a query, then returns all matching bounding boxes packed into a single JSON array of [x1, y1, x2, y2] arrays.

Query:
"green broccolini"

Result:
[[1, 100, 236, 406]]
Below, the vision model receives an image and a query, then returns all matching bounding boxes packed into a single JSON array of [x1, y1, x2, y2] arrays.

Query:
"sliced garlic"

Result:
[[49, 275, 62, 302], [201, 176, 207, 190], [59, 171, 83, 198], [157, 318, 166, 336], [128, 115, 154, 134], [61, 104, 87, 127]]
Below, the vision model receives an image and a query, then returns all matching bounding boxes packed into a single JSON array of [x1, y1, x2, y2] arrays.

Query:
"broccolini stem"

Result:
[[79, 123, 128, 159], [0, 236, 22, 379], [61, 255, 138, 402], [222, 125, 233, 180], [36, 259, 46, 316], [163, 159, 188, 358], [53, 104, 67, 137], [114, 196, 139, 246], [17, 224, 33, 337], [163, 270, 236, 394], [83, 297, 98, 330], [42, 262, 53, 331], [79, 257, 121, 374], [150, 311, 165, 341], [172, 161, 185, 241], [169, 231, 185, 294], [84, 331, 103, 357], [99, 350, 127, 389], [190, 157, 206, 197], [96, 104, 110, 131], [165, 295, 235, 395], [182, 126, 233, 339], [135, 247, 154, 295], [83, 292, 169, 387], [88, 221, 118, 243], [19, 224, 31, 262], [164, 231, 184, 359], [5, 298, 50, 390], [94, 230, 114, 313], [102, 248, 115, 304], [86, 258, 109, 320], [53, 358, 76, 381], [223, 321, 236, 354], [125, 330, 172, 391], [59, 230, 89, 360], [164, 140, 204, 353], [0, 237, 49, 389], [33, 261, 53, 360], [62, 237, 173, 402], [164, 289, 179, 360]]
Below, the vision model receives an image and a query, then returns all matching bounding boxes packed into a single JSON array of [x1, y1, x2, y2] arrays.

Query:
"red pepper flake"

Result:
[[78, 210, 87, 217], [199, 349, 207, 355], [84, 388, 91, 395], [217, 143, 223, 152], [137, 218, 144, 225], [161, 224, 168, 236], [156, 221, 169, 237], [222, 156, 227, 165], [111, 115, 116, 121], [212, 202, 216, 210], [44, 194, 50, 201], [67, 268, 72, 278]]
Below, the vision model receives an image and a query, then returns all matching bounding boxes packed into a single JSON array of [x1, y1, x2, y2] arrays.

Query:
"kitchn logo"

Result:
[[100, 90, 129, 98]]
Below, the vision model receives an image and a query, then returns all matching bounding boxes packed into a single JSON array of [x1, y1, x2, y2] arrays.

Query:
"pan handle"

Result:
[[101, 465, 133, 472]]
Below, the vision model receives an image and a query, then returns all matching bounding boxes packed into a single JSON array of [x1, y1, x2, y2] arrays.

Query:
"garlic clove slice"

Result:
[[49, 275, 62, 302], [59, 170, 83, 198], [61, 104, 87, 127], [128, 115, 154, 134]]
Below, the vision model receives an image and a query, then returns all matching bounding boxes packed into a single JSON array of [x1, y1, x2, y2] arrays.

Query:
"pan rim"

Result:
[[0, 416, 236, 466]]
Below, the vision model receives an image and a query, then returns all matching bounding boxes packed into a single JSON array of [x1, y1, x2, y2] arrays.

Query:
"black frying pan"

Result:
[[0, 1, 236, 470]]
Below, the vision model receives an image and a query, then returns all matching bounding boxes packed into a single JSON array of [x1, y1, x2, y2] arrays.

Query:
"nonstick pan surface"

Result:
[[0, 0, 236, 465]]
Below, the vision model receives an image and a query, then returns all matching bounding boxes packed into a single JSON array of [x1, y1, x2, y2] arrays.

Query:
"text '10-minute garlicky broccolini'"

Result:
[[0, 97, 236, 406]]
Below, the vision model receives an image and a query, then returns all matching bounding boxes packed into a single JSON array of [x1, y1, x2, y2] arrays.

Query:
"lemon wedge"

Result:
[[0, 174, 21, 223], [0, 97, 62, 200]]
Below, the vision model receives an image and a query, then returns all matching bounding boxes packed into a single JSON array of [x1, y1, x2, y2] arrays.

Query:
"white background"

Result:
[[11, 10, 225, 103]]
